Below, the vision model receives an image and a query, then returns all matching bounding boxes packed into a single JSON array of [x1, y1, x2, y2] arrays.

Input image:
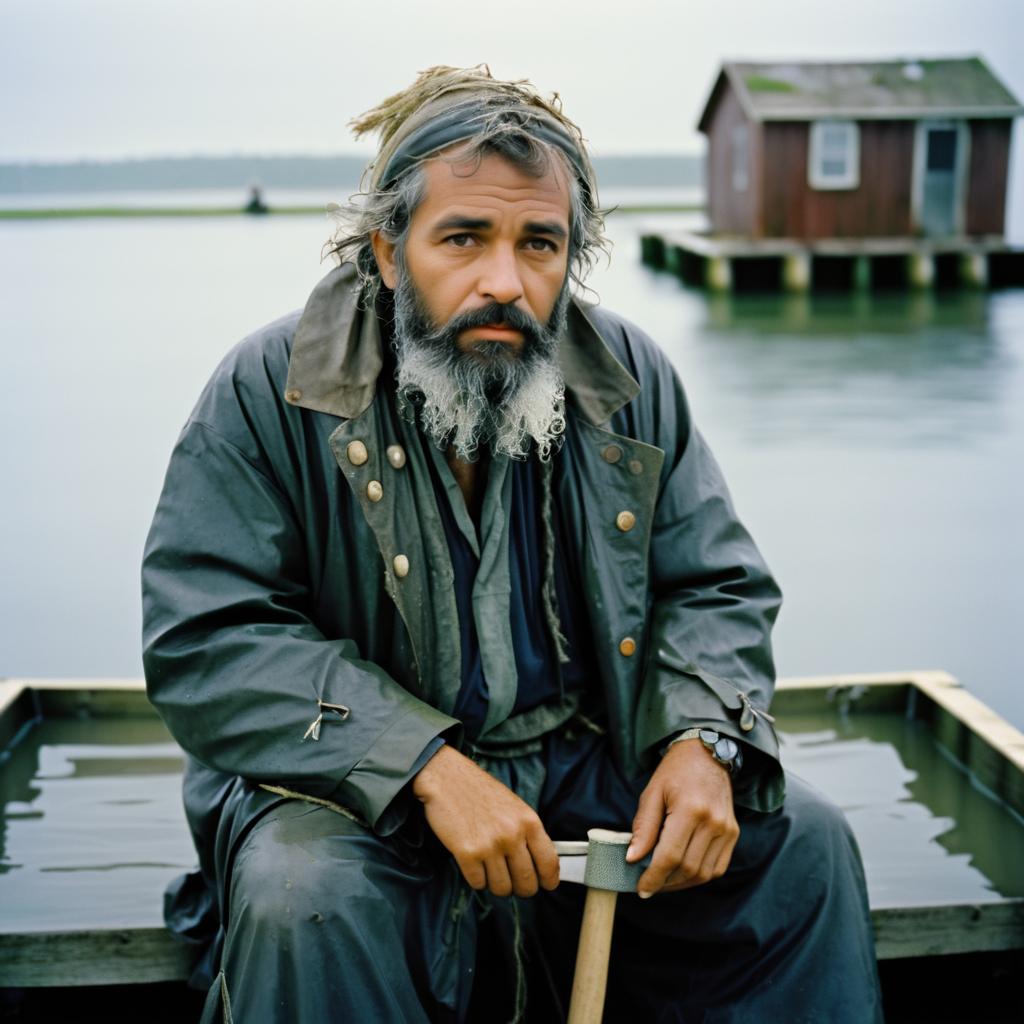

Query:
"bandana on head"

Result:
[[355, 66, 598, 203]]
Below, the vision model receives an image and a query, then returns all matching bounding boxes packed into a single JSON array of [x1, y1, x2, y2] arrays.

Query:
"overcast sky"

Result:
[[2, 0, 1022, 161]]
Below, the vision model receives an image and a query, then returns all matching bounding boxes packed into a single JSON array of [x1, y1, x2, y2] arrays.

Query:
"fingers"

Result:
[[661, 832, 729, 893], [527, 828, 561, 892], [484, 856, 514, 898], [637, 811, 695, 897], [642, 820, 741, 896], [626, 781, 665, 863], [480, 838, 557, 899], [460, 822, 558, 898], [456, 854, 487, 892], [715, 826, 739, 876], [680, 829, 722, 883], [506, 844, 540, 897], [490, 819, 559, 897]]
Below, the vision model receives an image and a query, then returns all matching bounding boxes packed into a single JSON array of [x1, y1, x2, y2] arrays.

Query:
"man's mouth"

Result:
[[460, 323, 525, 345]]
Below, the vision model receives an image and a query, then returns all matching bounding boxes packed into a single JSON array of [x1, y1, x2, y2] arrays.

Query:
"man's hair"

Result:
[[328, 65, 609, 301]]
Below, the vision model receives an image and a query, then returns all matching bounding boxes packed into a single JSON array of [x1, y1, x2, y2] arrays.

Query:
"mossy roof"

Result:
[[698, 57, 1023, 131]]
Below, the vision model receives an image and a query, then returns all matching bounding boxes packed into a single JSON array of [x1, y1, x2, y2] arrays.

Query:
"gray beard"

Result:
[[390, 271, 568, 462]]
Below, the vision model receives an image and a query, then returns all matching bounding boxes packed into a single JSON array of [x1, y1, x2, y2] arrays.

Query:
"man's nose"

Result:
[[477, 246, 524, 306]]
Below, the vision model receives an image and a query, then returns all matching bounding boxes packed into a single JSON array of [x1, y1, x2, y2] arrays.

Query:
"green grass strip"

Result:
[[612, 203, 704, 214], [0, 205, 330, 220]]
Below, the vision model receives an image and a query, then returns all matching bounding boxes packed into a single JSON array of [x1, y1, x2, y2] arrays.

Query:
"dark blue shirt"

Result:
[[423, 453, 595, 740]]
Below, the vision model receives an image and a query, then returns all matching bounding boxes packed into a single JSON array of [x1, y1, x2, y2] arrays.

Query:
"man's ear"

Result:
[[371, 231, 398, 291]]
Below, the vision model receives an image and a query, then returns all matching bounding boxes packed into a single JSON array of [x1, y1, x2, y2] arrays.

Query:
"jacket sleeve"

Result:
[[631, 345, 785, 812], [142, 415, 459, 829]]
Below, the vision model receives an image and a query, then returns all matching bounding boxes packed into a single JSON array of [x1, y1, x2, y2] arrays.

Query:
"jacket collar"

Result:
[[284, 264, 640, 426]]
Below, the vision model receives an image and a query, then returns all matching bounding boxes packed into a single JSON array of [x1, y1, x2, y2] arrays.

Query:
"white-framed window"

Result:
[[808, 120, 860, 190], [732, 124, 748, 192]]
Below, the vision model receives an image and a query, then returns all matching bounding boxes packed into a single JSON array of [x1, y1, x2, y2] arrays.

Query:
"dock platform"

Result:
[[640, 230, 1024, 292]]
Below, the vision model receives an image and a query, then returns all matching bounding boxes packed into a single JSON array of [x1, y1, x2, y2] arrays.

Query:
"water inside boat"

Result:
[[781, 711, 1024, 905], [1, 706, 1022, 934], [0, 716, 193, 932]]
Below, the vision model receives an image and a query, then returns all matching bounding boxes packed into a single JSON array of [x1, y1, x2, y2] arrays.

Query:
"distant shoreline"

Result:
[[0, 201, 704, 221]]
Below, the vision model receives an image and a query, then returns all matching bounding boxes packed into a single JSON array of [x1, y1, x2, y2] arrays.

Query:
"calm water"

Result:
[[0, 716, 192, 930], [2, 710, 1019, 928], [780, 712, 1024, 904], [1, 198, 1022, 729]]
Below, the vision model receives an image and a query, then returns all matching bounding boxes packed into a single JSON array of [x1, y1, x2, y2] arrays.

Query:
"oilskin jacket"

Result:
[[142, 264, 785, 875]]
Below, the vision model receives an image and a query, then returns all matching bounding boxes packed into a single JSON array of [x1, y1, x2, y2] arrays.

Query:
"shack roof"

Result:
[[697, 57, 1024, 131]]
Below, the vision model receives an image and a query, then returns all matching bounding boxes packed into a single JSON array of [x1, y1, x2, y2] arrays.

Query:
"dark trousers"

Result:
[[203, 729, 883, 1023]]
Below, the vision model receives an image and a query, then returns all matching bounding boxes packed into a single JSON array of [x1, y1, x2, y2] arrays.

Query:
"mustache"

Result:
[[427, 302, 548, 349]]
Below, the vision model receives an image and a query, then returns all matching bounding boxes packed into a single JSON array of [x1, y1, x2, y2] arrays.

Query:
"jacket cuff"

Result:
[[331, 704, 461, 829], [637, 652, 785, 813], [372, 736, 446, 836]]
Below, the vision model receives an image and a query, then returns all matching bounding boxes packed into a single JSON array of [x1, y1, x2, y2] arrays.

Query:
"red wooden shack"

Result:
[[697, 57, 1022, 241]]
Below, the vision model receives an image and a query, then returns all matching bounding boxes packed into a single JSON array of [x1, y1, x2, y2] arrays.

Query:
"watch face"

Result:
[[713, 737, 739, 762]]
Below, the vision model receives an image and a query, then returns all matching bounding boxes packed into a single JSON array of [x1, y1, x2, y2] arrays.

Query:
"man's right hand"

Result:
[[412, 744, 559, 898]]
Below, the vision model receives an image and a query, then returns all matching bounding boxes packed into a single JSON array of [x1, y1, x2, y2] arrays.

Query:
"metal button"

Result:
[[616, 510, 636, 532], [346, 440, 369, 466], [386, 445, 407, 470], [628, 459, 643, 476], [619, 637, 637, 657], [602, 444, 622, 464], [285, 388, 302, 403], [366, 480, 383, 503], [393, 554, 410, 579]]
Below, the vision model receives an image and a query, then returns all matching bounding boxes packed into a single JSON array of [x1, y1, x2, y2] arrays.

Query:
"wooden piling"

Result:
[[639, 230, 1022, 293], [782, 252, 810, 292], [907, 251, 935, 289], [960, 251, 989, 288], [706, 255, 732, 291]]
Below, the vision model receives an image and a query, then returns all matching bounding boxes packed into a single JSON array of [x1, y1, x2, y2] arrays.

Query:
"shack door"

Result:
[[917, 121, 966, 237]]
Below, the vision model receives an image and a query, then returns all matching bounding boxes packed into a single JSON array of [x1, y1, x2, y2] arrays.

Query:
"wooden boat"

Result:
[[1, 671, 1022, 1010]]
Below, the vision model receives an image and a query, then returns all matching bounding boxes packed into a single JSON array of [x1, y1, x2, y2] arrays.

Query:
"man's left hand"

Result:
[[625, 738, 739, 898]]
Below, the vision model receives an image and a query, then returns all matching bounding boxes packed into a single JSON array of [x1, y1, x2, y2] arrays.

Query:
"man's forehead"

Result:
[[415, 150, 571, 224]]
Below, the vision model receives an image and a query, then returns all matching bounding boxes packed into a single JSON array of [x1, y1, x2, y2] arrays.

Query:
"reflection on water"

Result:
[[704, 289, 993, 335], [696, 291, 1009, 448], [780, 712, 1024, 907], [0, 717, 193, 931]]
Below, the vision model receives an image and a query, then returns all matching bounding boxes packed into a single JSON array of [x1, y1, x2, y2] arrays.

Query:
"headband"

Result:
[[369, 87, 596, 200]]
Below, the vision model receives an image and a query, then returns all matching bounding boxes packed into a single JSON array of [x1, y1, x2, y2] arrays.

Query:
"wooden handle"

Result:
[[567, 887, 618, 1024]]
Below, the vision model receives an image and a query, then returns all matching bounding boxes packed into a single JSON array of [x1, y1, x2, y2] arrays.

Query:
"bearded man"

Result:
[[142, 66, 882, 1023]]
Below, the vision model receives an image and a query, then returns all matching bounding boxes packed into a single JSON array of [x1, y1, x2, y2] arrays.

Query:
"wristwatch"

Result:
[[665, 727, 743, 776]]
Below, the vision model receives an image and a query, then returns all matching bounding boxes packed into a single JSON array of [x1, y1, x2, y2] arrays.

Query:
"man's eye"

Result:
[[445, 233, 475, 247], [525, 238, 557, 252]]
